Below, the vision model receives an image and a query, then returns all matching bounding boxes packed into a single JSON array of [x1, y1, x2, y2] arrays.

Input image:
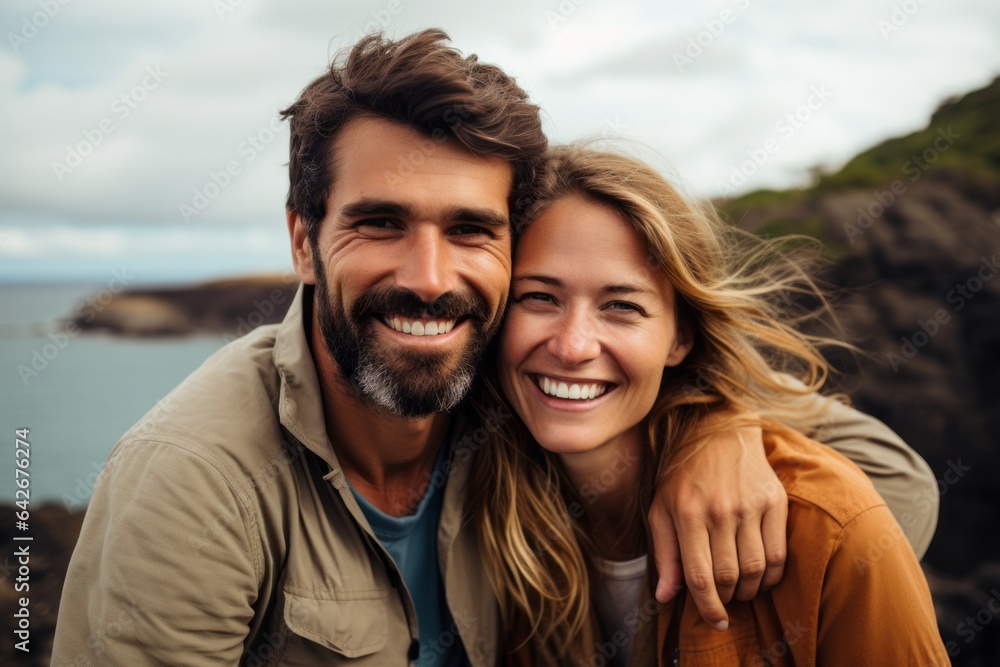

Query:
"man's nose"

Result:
[[546, 309, 601, 366], [395, 227, 458, 303]]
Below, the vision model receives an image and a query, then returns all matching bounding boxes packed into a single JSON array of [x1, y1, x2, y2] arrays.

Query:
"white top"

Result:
[[593, 554, 649, 667]]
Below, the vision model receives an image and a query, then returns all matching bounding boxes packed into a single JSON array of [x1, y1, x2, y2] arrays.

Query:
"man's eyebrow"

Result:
[[337, 200, 508, 229], [445, 206, 510, 230], [339, 198, 412, 219]]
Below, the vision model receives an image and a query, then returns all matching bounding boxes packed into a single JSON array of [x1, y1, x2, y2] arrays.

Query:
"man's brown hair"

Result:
[[280, 28, 547, 241]]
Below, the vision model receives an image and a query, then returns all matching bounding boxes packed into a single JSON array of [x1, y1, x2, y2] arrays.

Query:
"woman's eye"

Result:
[[515, 292, 555, 304], [606, 301, 645, 315]]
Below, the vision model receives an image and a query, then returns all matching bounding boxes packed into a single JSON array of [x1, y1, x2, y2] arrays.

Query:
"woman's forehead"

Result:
[[514, 195, 673, 296]]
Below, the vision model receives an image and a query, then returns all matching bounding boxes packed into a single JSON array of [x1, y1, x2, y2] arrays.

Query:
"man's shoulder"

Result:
[[115, 324, 290, 475]]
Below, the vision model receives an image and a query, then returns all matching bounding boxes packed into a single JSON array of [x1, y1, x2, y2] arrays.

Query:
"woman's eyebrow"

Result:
[[603, 283, 654, 296], [513, 274, 561, 286]]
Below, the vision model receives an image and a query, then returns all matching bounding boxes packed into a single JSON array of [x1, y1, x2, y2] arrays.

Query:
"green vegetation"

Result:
[[817, 75, 1000, 191], [715, 76, 1000, 230]]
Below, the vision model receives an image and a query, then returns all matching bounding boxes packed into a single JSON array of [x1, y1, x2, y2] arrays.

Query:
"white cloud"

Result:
[[0, 0, 998, 279]]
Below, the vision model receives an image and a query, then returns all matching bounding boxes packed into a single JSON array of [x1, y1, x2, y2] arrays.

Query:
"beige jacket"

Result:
[[51, 284, 939, 666]]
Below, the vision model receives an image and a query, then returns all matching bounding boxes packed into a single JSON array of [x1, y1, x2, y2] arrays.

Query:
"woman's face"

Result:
[[499, 194, 692, 457]]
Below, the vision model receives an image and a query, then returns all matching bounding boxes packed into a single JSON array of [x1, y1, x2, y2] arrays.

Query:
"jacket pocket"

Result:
[[282, 590, 389, 658]]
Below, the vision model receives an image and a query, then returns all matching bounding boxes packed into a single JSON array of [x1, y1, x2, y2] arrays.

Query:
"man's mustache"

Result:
[[352, 286, 490, 324]]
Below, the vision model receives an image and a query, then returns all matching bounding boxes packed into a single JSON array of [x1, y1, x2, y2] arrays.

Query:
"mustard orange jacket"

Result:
[[654, 427, 949, 666]]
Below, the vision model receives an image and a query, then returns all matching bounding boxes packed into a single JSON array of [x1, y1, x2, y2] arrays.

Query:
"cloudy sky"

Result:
[[1, 0, 998, 282]]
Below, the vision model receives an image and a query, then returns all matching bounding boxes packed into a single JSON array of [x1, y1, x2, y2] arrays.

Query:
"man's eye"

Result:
[[451, 224, 492, 237], [357, 218, 398, 230]]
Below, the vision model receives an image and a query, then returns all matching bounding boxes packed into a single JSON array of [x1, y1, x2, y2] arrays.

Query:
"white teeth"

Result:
[[384, 316, 457, 337], [536, 375, 608, 401]]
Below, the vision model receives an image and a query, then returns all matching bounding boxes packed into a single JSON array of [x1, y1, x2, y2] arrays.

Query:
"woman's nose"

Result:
[[546, 310, 600, 366]]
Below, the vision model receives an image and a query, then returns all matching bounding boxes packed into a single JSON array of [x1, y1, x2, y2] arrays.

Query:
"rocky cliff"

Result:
[[718, 76, 1000, 665]]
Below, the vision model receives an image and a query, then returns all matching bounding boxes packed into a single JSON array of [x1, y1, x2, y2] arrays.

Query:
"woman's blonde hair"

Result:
[[466, 145, 846, 664]]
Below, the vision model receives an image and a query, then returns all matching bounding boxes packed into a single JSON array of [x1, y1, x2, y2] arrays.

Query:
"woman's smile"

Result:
[[498, 194, 692, 457]]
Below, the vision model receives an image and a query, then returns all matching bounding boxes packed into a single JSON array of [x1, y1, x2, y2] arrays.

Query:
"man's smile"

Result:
[[381, 314, 458, 336]]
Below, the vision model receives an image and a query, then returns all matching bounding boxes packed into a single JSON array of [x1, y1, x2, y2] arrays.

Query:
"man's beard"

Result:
[[312, 261, 503, 419]]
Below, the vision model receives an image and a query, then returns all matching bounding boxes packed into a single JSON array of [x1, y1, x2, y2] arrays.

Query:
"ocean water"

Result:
[[0, 283, 228, 507]]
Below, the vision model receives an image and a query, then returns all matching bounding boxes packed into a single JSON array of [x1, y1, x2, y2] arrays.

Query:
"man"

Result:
[[52, 30, 938, 666]]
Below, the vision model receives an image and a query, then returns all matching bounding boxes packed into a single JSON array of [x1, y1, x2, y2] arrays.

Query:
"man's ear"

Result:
[[665, 317, 694, 367], [287, 210, 317, 285]]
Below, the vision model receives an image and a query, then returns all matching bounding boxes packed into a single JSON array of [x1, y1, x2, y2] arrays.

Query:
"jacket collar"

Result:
[[271, 282, 474, 482], [273, 282, 340, 467]]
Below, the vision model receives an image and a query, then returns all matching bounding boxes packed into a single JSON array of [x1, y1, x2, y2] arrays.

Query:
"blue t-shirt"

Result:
[[349, 445, 469, 667]]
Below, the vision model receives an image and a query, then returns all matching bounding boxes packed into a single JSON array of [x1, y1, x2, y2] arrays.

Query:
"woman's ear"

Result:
[[287, 210, 317, 285], [665, 317, 694, 367]]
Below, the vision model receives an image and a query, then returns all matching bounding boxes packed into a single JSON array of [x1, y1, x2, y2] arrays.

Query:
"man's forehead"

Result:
[[327, 116, 514, 219], [333, 116, 512, 178]]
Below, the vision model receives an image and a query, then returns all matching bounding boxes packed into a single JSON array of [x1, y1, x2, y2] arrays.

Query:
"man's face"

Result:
[[295, 116, 513, 418]]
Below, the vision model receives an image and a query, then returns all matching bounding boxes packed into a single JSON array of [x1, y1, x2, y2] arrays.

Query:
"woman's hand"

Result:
[[647, 424, 787, 630]]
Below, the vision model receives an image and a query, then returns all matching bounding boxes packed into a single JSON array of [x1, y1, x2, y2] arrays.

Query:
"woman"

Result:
[[467, 146, 948, 665]]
